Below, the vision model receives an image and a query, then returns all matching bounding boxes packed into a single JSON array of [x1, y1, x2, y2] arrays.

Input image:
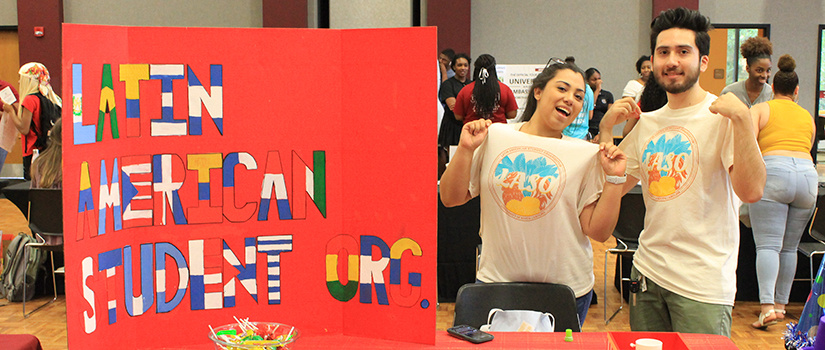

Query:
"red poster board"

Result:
[[61, 24, 436, 349]]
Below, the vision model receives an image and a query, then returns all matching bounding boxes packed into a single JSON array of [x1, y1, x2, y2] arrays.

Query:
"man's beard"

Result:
[[657, 65, 700, 94]]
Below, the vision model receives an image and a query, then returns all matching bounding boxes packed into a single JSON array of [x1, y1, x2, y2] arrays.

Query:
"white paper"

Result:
[[0, 86, 15, 105], [449, 145, 458, 162]]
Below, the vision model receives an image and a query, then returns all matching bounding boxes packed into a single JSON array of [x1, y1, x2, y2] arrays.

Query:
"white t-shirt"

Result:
[[620, 92, 739, 305], [469, 123, 604, 297], [622, 80, 645, 102]]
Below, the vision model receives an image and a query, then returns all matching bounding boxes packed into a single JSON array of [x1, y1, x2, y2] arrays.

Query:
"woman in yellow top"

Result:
[[748, 54, 817, 329]]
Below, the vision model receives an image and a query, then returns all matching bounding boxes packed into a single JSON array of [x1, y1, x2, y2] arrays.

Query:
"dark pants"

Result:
[[23, 154, 32, 180]]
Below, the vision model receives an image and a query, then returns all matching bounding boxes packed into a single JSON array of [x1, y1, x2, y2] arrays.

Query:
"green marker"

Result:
[[564, 329, 573, 342]]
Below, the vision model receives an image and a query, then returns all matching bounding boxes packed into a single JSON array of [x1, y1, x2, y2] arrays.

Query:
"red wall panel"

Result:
[[427, 0, 471, 56], [17, 0, 63, 96]]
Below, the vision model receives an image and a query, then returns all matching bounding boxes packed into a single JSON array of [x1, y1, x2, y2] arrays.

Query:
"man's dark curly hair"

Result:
[[650, 7, 713, 56]]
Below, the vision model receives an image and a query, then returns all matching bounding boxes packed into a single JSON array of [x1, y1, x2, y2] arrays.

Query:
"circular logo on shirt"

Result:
[[640, 126, 698, 201], [488, 146, 566, 221]]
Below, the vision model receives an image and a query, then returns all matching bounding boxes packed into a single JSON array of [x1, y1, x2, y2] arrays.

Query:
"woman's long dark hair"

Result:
[[471, 54, 501, 119], [520, 62, 584, 122], [639, 75, 667, 112]]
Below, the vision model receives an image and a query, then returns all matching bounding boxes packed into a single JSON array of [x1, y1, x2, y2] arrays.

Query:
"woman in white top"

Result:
[[622, 55, 652, 102], [620, 56, 652, 136], [440, 59, 628, 326]]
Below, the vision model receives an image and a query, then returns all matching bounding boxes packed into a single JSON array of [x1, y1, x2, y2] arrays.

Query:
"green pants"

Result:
[[629, 266, 732, 337]]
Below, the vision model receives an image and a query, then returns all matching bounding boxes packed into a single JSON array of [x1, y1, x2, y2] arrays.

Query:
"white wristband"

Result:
[[605, 174, 627, 185]]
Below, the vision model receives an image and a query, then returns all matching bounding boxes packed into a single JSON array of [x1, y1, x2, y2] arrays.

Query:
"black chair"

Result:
[[798, 206, 825, 287], [604, 185, 644, 324], [453, 282, 581, 332], [23, 188, 63, 318]]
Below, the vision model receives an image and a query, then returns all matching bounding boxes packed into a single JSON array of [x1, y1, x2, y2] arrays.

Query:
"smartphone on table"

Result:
[[447, 325, 494, 344]]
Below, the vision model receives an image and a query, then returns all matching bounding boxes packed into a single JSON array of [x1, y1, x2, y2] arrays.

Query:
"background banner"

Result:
[[497, 64, 544, 119], [62, 24, 436, 348]]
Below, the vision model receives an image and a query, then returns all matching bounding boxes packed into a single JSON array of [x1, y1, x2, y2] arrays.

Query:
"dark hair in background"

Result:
[[638, 75, 668, 112], [564, 56, 576, 64], [773, 54, 798, 96], [520, 62, 585, 122], [451, 53, 471, 70], [740, 37, 772, 66], [635, 55, 651, 73], [650, 7, 712, 56], [441, 48, 456, 61], [471, 54, 501, 119], [33, 117, 63, 188], [585, 67, 600, 81]]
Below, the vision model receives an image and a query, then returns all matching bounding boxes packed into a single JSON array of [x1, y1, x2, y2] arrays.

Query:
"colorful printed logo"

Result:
[[641, 126, 698, 201], [488, 146, 565, 221]]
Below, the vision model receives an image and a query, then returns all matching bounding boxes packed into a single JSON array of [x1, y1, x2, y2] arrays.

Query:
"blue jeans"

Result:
[[0, 148, 6, 175], [749, 156, 817, 305], [575, 289, 593, 327]]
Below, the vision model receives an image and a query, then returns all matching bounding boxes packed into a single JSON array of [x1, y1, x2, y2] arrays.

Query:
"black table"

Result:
[[437, 196, 480, 302], [2, 181, 31, 218]]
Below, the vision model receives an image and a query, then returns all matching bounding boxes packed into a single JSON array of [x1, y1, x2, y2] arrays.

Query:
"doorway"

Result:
[[0, 27, 21, 178], [700, 24, 769, 96]]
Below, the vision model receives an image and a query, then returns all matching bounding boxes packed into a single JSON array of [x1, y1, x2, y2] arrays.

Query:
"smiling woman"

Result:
[[439, 60, 629, 327], [720, 36, 773, 107], [438, 53, 471, 151]]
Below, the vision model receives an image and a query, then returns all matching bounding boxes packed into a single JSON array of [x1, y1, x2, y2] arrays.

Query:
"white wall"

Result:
[[64, 0, 262, 27], [0, 0, 16, 26], [329, 0, 411, 29], [47, 0, 825, 116], [701, 0, 825, 115], [471, 0, 653, 98]]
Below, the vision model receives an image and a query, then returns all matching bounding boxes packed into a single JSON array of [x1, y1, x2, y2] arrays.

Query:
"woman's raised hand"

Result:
[[458, 119, 493, 152]]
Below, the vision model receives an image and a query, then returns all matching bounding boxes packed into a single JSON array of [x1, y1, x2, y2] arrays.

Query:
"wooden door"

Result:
[[0, 29, 21, 178]]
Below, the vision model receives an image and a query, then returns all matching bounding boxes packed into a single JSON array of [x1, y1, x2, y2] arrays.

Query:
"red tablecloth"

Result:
[[296, 332, 738, 349], [0, 334, 43, 350]]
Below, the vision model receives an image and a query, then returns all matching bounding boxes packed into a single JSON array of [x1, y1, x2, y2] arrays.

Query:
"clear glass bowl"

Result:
[[209, 322, 300, 350]]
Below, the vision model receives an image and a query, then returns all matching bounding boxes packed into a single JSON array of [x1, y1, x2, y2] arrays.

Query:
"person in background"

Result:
[[623, 55, 652, 102], [562, 56, 594, 139], [31, 118, 62, 189], [441, 59, 627, 326], [599, 7, 765, 337], [721, 36, 773, 107], [637, 75, 668, 113], [454, 54, 518, 124], [619, 74, 670, 138], [620, 56, 654, 135], [748, 54, 815, 330], [437, 59, 446, 135], [586, 68, 614, 143], [438, 53, 472, 157], [2, 62, 62, 180], [439, 48, 456, 82], [0, 78, 20, 176]]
